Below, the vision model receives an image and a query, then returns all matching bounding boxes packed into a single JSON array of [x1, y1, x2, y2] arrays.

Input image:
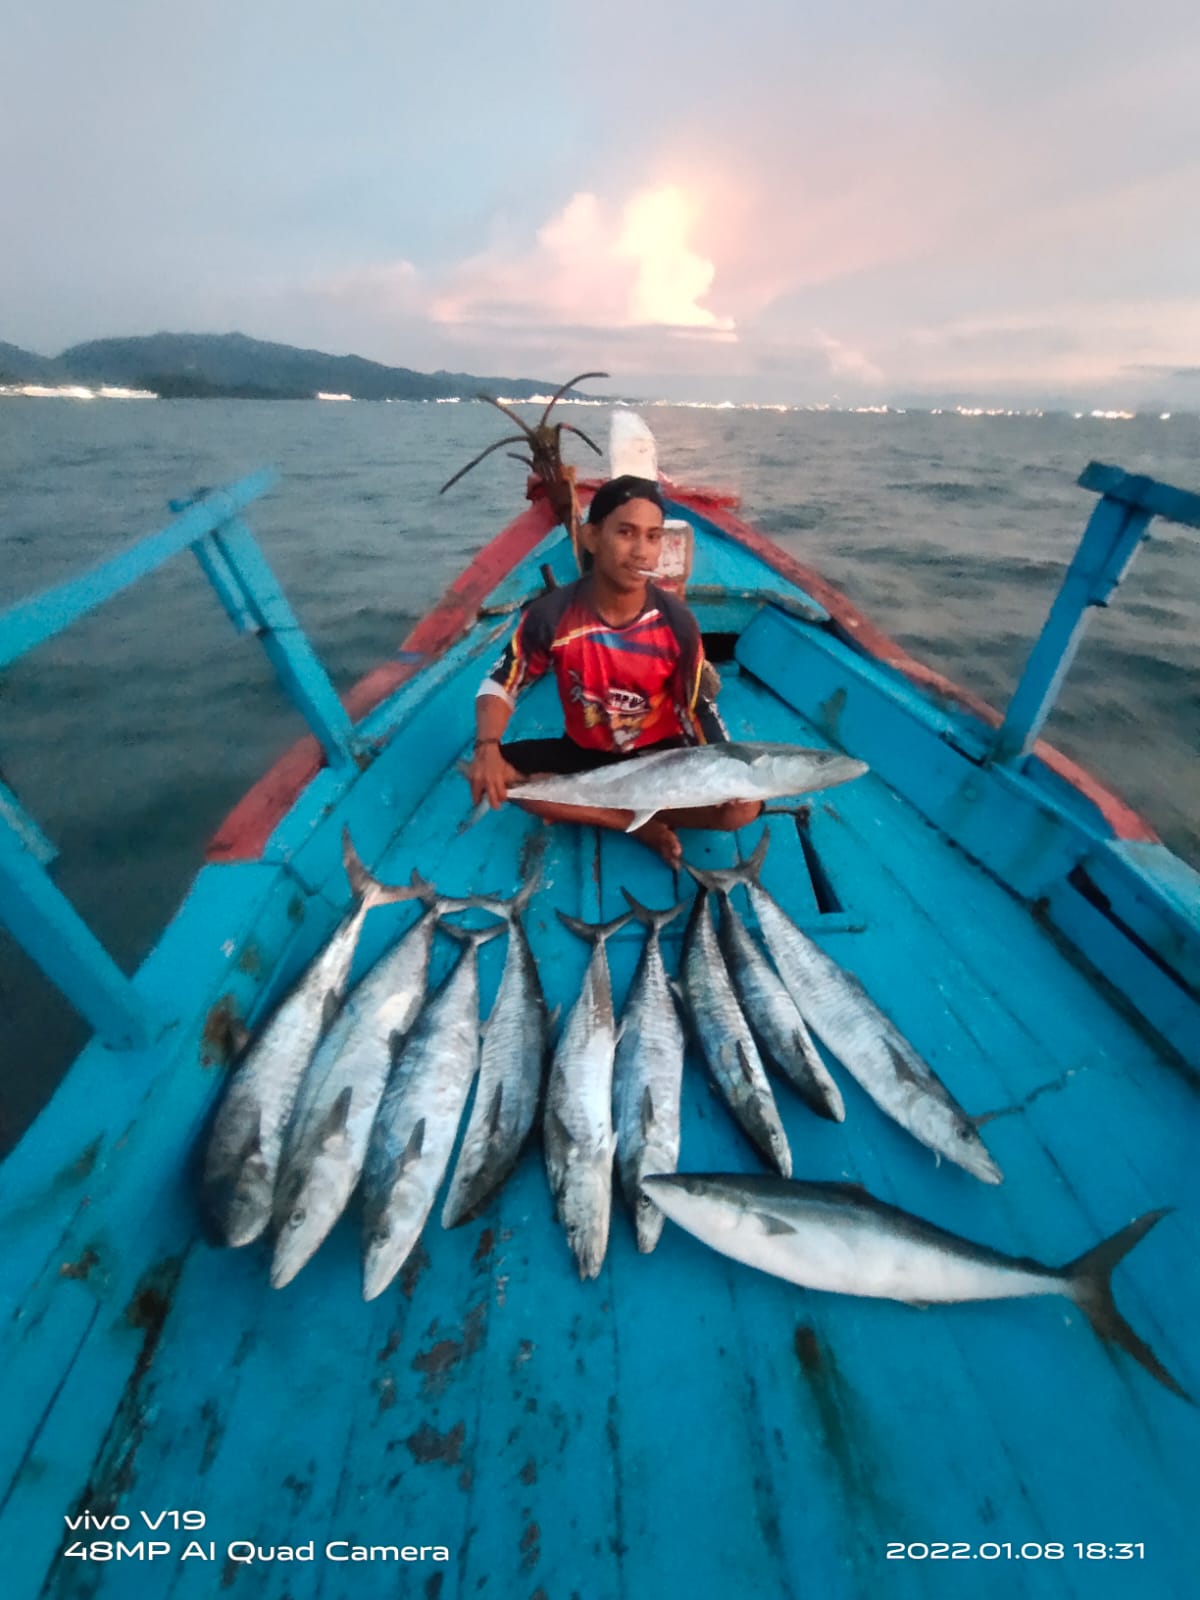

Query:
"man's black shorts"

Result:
[[502, 734, 688, 777]]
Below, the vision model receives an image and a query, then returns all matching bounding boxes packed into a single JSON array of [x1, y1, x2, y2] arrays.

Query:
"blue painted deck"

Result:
[[1, 492, 1198, 1600]]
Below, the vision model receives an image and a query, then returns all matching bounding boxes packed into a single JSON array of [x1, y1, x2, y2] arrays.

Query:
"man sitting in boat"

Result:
[[466, 474, 761, 865]]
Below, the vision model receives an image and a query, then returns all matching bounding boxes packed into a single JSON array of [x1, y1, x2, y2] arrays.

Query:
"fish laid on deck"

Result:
[[691, 832, 1003, 1185], [545, 910, 631, 1279], [442, 867, 549, 1229], [270, 876, 502, 1288], [615, 891, 689, 1252], [202, 830, 421, 1248], [503, 742, 868, 832], [643, 1172, 1190, 1401], [361, 924, 502, 1301], [681, 888, 792, 1177], [696, 869, 844, 1123]]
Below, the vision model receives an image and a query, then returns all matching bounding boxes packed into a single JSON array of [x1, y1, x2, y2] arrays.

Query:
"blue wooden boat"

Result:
[[1, 417, 1197, 1599]]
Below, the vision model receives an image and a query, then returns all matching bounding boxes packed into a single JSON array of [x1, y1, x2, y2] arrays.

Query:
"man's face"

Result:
[[582, 497, 664, 595]]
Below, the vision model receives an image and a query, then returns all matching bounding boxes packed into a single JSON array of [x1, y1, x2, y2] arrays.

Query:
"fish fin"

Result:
[[457, 797, 490, 833], [388, 1027, 407, 1063], [341, 827, 422, 910], [640, 1086, 656, 1136], [684, 831, 769, 892], [752, 1210, 796, 1236], [487, 1082, 504, 1135], [735, 1040, 757, 1084], [1065, 1208, 1192, 1403], [824, 1181, 871, 1203], [545, 1106, 580, 1163], [441, 921, 506, 948], [321, 990, 341, 1034], [625, 809, 658, 834], [239, 1109, 264, 1164], [548, 1003, 562, 1031], [398, 1117, 426, 1173], [319, 1085, 353, 1144], [409, 868, 437, 904]]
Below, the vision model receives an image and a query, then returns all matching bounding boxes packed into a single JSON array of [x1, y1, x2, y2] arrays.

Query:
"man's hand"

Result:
[[467, 742, 516, 810]]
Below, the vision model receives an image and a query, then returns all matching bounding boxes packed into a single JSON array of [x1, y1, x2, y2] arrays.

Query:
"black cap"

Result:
[[586, 475, 665, 525]]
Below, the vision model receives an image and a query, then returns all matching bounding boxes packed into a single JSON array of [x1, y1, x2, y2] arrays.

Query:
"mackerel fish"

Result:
[[643, 1172, 1190, 1402], [270, 876, 505, 1288], [615, 891, 688, 1252], [361, 924, 502, 1300], [689, 831, 1002, 1185], [500, 742, 867, 831], [681, 888, 792, 1177], [442, 865, 549, 1228], [701, 877, 844, 1123], [202, 829, 421, 1248], [545, 909, 631, 1279]]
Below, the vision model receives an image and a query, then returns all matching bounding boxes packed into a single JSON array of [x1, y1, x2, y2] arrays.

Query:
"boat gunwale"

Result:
[[207, 474, 1160, 865]]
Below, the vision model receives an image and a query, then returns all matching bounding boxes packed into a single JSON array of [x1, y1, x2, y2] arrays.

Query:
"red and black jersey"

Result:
[[479, 579, 706, 752]]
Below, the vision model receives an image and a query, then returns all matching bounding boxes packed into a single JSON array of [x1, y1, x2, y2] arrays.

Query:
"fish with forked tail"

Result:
[[361, 923, 503, 1301], [643, 1172, 1191, 1402], [472, 741, 867, 832], [680, 887, 792, 1177], [615, 890, 689, 1251], [545, 908, 631, 1279], [442, 862, 549, 1229], [270, 874, 507, 1288], [202, 829, 422, 1248], [688, 831, 1002, 1185]]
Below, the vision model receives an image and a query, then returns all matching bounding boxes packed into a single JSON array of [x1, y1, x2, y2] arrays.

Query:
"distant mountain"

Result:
[[0, 341, 69, 384], [50, 332, 581, 401]]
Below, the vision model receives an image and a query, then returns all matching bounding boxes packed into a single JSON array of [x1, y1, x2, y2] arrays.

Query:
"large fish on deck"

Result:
[[643, 1172, 1190, 1402], [496, 742, 867, 831], [697, 873, 844, 1123], [442, 866, 549, 1229], [681, 888, 792, 1177], [361, 924, 502, 1301], [270, 876, 504, 1288], [615, 891, 688, 1252], [545, 909, 630, 1279], [202, 830, 421, 1248], [689, 832, 1003, 1185]]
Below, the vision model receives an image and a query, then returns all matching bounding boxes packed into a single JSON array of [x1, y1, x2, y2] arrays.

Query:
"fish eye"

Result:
[[370, 1226, 390, 1248], [288, 1208, 306, 1229]]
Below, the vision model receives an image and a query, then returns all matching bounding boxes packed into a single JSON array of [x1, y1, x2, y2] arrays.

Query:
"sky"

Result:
[[4, 0, 1200, 405]]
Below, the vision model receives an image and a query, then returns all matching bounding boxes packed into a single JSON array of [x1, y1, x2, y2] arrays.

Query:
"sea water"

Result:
[[1, 399, 1197, 1148]]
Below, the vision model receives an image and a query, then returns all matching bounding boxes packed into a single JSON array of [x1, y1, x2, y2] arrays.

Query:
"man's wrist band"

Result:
[[474, 737, 501, 749]]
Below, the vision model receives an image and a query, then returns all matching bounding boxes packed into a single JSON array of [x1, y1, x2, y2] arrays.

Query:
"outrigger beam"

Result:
[[990, 463, 1200, 768], [0, 469, 363, 1049]]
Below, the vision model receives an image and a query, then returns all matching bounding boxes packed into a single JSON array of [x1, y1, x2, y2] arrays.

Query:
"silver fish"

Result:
[[545, 909, 631, 1279], [490, 742, 867, 831], [270, 877, 503, 1288], [202, 829, 421, 1248], [643, 1172, 1190, 1402], [442, 867, 548, 1228], [362, 924, 503, 1301], [688, 832, 1002, 1185], [615, 891, 688, 1252], [680, 889, 792, 1177], [699, 879, 844, 1123]]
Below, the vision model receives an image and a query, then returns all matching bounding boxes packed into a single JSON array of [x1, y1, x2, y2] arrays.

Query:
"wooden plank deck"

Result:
[[3, 645, 1197, 1600]]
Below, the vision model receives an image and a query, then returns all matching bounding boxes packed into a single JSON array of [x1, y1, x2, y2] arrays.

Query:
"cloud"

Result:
[[430, 186, 735, 337]]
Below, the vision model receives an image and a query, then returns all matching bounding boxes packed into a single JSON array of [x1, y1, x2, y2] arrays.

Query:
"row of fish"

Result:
[[202, 831, 547, 1296], [203, 818, 1003, 1295]]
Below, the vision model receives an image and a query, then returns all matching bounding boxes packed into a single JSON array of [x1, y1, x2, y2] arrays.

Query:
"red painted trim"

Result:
[[675, 491, 1159, 843], [208, 474, 1158, 862]]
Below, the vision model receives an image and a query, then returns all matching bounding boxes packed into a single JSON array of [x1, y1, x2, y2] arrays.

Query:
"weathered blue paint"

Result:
[[1, 463, 1198, 1600]]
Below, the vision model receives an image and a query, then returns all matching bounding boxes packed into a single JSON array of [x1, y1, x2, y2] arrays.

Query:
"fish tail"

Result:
[[1065, 1209, 1192, 1403], [440, 922, 506, 949], [683, 830, 770, 893], [341, 828, 425, 909], [557, 908, 633, 944], [620, 888, 689, 933]]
